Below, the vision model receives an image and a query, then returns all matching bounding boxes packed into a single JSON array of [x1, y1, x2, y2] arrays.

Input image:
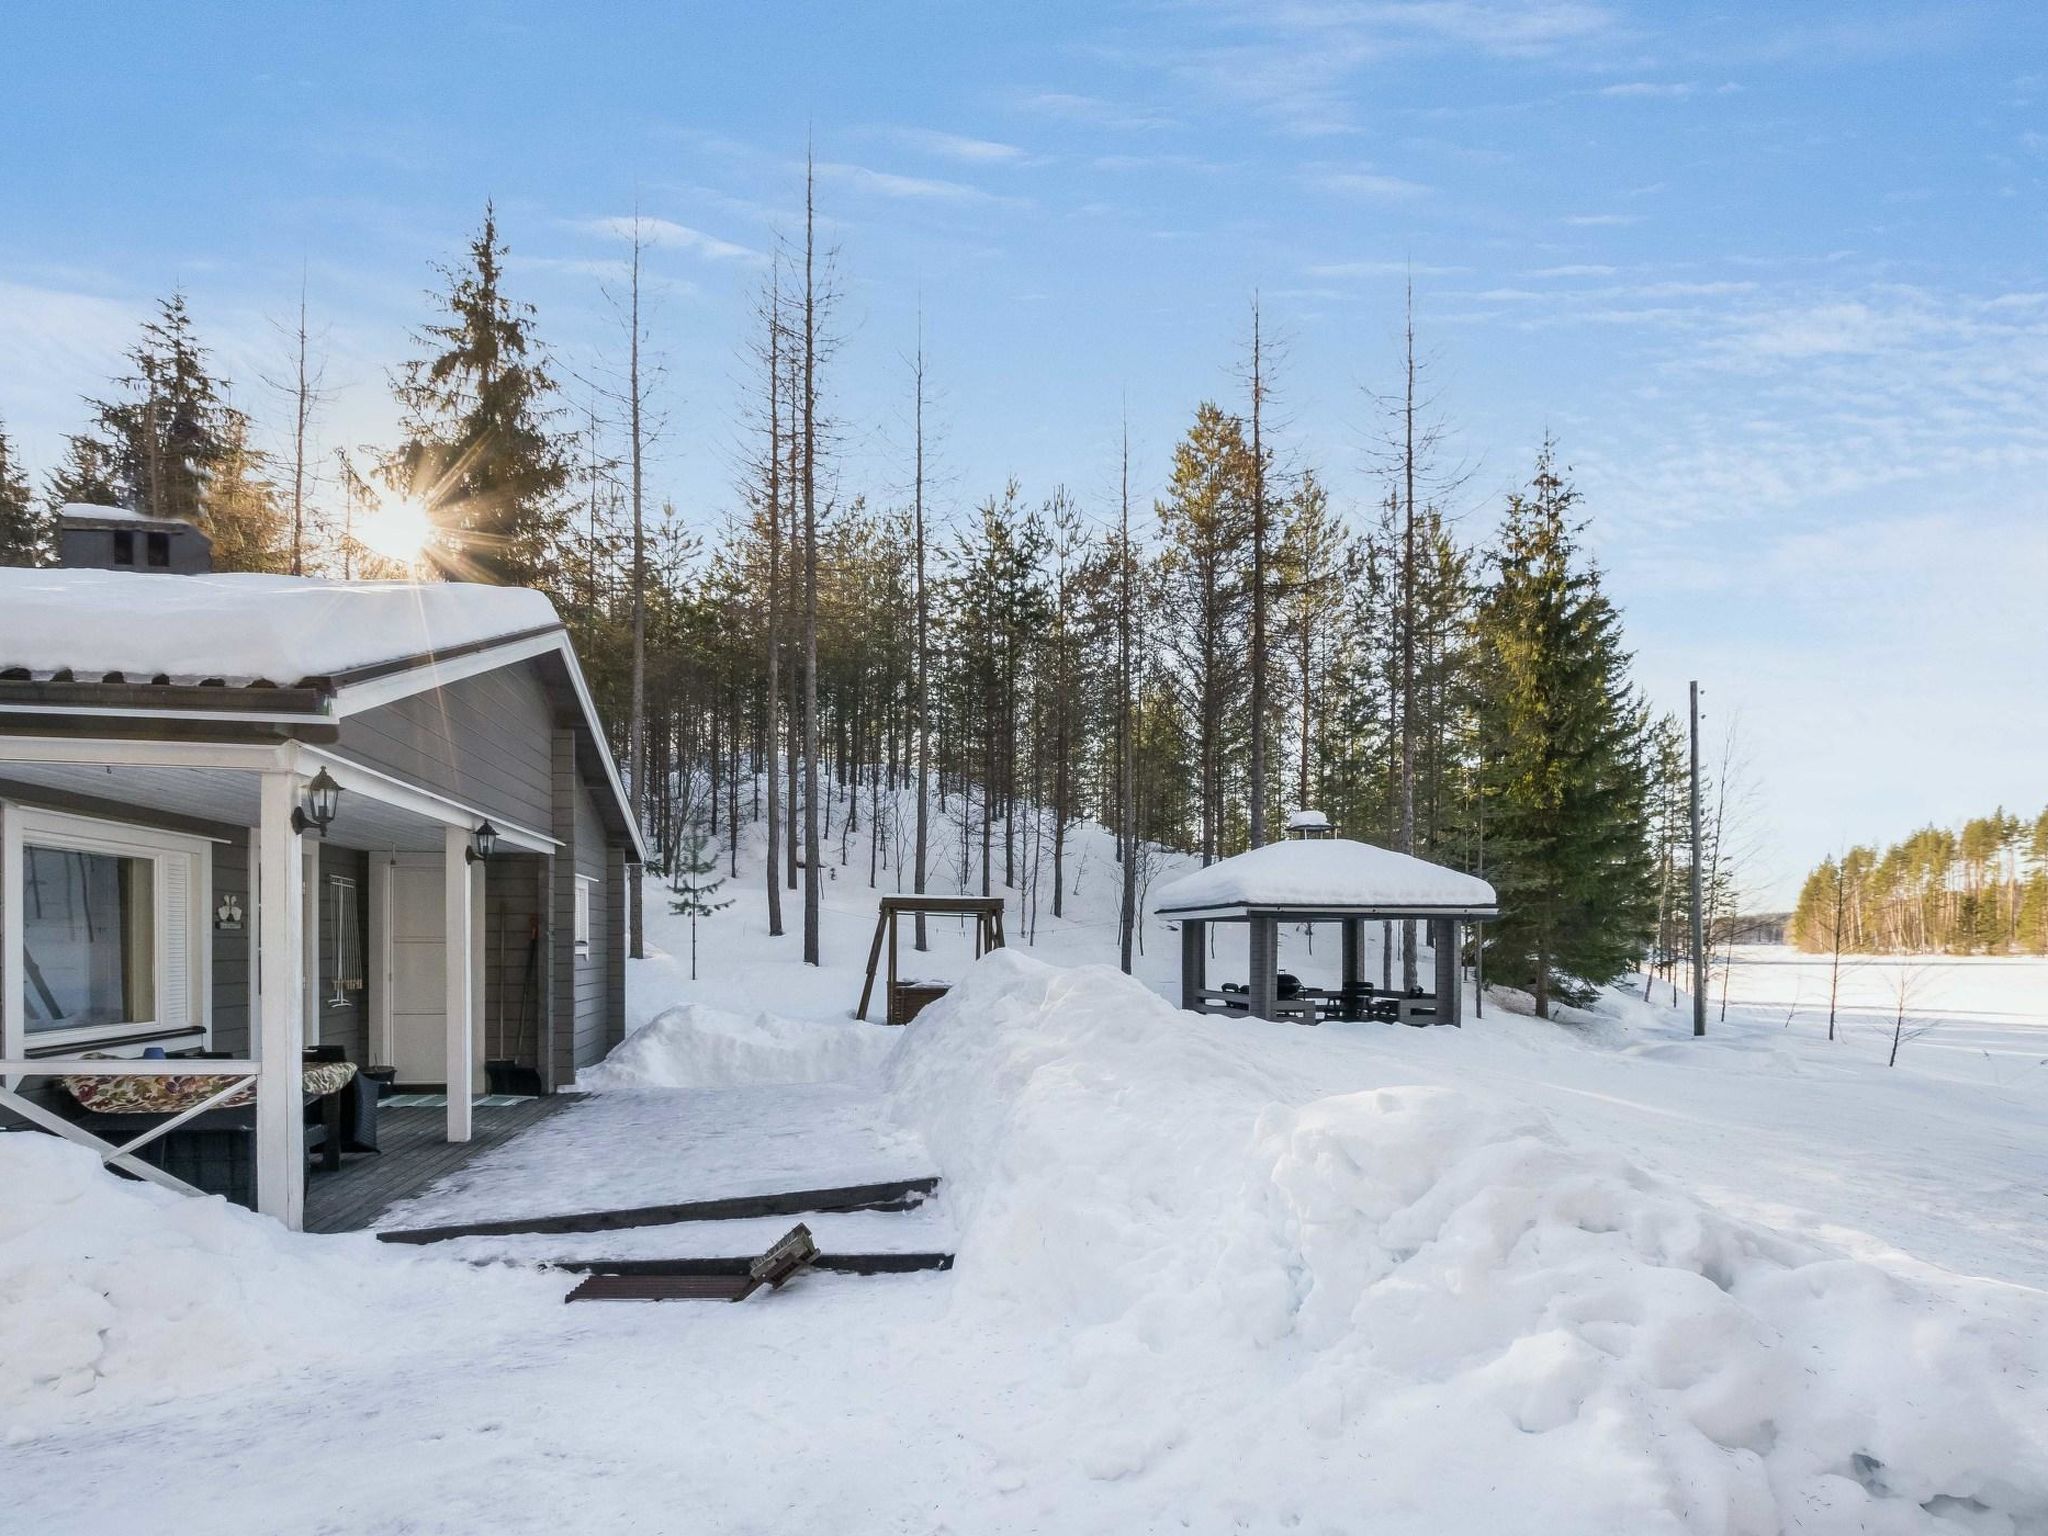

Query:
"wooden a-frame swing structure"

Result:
[[856, 894, 1006, 1025]]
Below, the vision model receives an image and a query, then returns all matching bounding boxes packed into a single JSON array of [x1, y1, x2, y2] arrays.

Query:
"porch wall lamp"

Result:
[[291, 768, 343, 838], [466, 820, 498, 864]]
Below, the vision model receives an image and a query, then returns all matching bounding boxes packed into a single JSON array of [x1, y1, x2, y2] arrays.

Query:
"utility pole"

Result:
[[1689, 680, 1706, 1037]]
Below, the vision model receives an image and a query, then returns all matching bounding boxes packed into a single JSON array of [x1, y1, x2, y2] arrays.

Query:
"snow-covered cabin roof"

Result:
[[1152, 837, 1497, 919], [0, 567, 560, 687], [56, 502, 188, 529]]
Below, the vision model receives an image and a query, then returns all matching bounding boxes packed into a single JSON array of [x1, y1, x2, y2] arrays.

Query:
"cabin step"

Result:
[[376, 1175, 941, 1244]]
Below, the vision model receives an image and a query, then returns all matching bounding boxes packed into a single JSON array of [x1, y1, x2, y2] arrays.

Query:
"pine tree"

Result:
[[1275, 468, 1347, 813], [393, 204, 570, 590], [0, 420, 50, 566], [202, 409, 291, 572], [1473, 440, 1655, 1016], [1156, 401, 1252, 863], [669, 822, 734, 981]]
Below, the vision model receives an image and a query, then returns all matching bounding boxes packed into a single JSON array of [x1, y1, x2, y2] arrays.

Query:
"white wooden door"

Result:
[[389, 859, 447, 1084]]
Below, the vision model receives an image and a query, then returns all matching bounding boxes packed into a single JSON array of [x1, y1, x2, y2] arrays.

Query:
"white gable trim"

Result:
[[330, 631, 646, 864], [327, 629, 563, 714]]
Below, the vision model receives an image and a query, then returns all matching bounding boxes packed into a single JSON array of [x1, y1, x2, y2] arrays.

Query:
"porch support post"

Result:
[[1433, 918, 1461, 1027], [1341, 918, 1363, 1021], [2, 804, 23, 1080], [1248, 917, 1279, 1021], [255, 770, 307, 1229], [444, 824, 474, 1143], [1179, 919, 1206, 1012]]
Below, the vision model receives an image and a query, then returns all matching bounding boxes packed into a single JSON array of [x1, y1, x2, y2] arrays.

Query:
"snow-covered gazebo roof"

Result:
[[1152, 837, 1497, 921]]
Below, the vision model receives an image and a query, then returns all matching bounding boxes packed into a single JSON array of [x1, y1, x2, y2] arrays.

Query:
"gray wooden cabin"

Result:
[[0, 559, 643, 1230]]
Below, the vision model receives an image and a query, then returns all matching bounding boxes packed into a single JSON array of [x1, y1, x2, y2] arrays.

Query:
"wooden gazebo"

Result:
[[856, 894, 1007, 1026], [1151, 837, 1496, 1027]]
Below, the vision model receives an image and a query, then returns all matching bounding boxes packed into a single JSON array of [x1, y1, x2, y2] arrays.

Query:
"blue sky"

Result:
[[4, 2, 2046, 900]]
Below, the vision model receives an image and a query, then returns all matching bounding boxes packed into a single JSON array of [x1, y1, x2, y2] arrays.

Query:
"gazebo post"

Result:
[[1248, 916, 1279, 1020], [1340, 919, 1363, 1020], [1433, 918, 1462, 1026], [1179, 919, 1207, 1011]]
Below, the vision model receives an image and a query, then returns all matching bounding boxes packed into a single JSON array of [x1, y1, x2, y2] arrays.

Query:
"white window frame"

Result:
[[2, 803, 212, 1057], [573, 874, 596, 961]]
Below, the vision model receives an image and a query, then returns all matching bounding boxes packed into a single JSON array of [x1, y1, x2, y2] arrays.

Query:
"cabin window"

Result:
[[112, 529, 136, 565], [22, 847, 155, 1031], [4, 807, 209, 1052], [573, 875, 595, 960], [145, 531, 170, 567], [326, 875, 362, 1007]]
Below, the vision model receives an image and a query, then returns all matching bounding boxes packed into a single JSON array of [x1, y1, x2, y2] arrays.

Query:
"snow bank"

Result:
[[889, 951, 2048, 1530], [1151, 835, 1496, 914], [0, 1135, 552, 1440], [577, 1001, 901, 1090], [0, 567, 559, 685]]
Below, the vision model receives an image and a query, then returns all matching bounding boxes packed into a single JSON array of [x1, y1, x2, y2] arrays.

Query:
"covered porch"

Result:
[[1151, 834, 1498, 1027], [0, 734, 559, 1230]]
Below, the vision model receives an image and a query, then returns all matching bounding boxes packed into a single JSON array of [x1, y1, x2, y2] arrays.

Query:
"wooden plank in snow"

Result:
[[565, 1273, 759, 1303]]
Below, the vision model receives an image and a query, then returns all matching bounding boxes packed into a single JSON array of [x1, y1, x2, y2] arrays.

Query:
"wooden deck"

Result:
[[303, 1096, 573, 1234]]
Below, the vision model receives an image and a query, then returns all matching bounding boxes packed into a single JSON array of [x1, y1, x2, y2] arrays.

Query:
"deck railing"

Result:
[[0, 1058, 260, 1198]]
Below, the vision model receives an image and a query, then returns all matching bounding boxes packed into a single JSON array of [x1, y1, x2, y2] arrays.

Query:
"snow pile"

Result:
[[577, 1001, 902, 1090], [0, 567, 559, 685], [1151, 834, 1496, 914], [889, 951, 2048, 1530], [0, 1135, 552, 1439]]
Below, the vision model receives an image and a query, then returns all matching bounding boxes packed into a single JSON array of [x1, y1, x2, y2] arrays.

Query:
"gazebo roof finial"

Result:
[[1285, 808, 1334, 839]]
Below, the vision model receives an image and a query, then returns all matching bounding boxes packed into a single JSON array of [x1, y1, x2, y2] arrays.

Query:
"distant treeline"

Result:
[[1792, 808, 2048, 955]]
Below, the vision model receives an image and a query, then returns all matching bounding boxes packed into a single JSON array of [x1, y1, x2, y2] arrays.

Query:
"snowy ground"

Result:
[[6, 790, 2046, 1534]]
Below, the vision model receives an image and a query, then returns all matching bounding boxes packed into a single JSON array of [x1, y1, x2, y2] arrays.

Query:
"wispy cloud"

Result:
[[571, 216, 764, 265], [1305, 166, 1431, 199], [1565, 212, 1645, 226], [1130, 0, 1624, 135], [1016, 91, 1179, 131], [1307, 259, 1469, 278], [1091, 151, 1231, 175], [884, 127, 1032, 164], [813, 161, 1003, 204], [1598, 80, 1697, 99], [1527, 263, 1620, 277]]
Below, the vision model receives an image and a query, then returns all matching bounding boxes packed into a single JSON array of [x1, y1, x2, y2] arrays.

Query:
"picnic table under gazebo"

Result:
[[1151, 835, 1497, 1026]]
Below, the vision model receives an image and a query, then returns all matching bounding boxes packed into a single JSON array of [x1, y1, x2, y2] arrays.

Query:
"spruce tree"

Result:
[[1472, 440, 1655, 1016], [42, 432, 122, 511], [94, 293, 228, 522], [0, 420, 50, 566], [669, 823, 734, 981], [394, 203, 570, 591]]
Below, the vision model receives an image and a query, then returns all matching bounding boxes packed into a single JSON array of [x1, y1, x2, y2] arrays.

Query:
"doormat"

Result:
[[382, 1093, 536, 1110]]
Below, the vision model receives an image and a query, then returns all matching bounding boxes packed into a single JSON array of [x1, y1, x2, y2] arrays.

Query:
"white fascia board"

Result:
[[0, 701, 330, 726], [552, 637, 649, 864], [0, 737, 293, 772]]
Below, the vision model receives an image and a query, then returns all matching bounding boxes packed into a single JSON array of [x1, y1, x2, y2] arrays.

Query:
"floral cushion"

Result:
[[63, 1059, 357, 1115]]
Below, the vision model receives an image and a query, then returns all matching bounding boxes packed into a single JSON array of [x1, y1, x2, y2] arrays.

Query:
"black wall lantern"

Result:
[[291, 767, 342, 837], [467, 820, 498, 864]]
